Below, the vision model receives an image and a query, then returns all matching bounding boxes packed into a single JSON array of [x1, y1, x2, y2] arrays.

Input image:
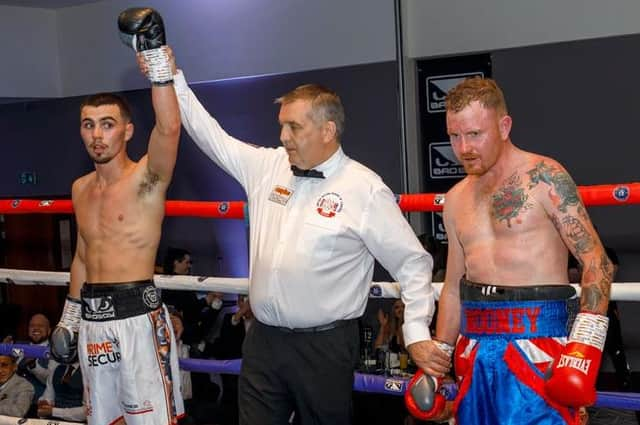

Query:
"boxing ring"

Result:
[[0, 182, 639, 424]]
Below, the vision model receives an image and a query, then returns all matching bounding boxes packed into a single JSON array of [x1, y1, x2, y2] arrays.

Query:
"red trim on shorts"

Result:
[[504, 341, 579, 425], [127, 408, 154, 415], [527, 337, 565, 373], [147, 309, 177, 422], [453, 336, 477, 419], [107, 416, 125, 425]]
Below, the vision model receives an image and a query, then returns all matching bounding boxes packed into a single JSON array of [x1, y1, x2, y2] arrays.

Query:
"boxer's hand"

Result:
[[50, 296, 81, 364], [407, 340, 453, 377], [118, 7, 172, 85], [545, 312, 608, 406], [405, 370, 457, 422], [137, 46, 177, 78]]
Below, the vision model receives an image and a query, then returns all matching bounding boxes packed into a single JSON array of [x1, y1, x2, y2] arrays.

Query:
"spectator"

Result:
[[374, 299, 405, 353], [206, 295, 253, 425], [37, 359, 85, 422], [15, 313, 52, 415], [168, 310, 196, 425], [0, 353, 34, 417], [161, 247, 224, 347]]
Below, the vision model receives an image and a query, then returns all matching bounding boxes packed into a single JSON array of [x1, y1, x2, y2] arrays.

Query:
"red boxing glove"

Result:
[[405, 370, 457, 421], [545, 312, 609, 407]]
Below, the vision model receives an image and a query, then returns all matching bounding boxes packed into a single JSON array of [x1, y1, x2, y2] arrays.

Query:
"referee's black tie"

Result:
[[291, 165, 325, 179]]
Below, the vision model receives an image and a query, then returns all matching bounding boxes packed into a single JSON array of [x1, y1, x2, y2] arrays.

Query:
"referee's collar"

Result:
[[312, 147, 345, 179]]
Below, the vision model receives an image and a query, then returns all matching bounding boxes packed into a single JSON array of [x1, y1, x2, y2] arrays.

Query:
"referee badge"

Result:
[[316, 192, 343, 218], [269, 185, 294, 206]]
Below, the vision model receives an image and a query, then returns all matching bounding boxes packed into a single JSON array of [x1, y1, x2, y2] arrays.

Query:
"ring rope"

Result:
[[0, 182, 637, 216], [1, 268, 639, 301]]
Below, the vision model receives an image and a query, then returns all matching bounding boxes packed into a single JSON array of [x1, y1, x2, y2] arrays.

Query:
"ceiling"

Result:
[[0, 0, 102, 8]]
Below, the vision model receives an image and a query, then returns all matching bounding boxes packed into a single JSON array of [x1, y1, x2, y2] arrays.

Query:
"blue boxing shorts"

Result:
[[454, 279, 580, 425]]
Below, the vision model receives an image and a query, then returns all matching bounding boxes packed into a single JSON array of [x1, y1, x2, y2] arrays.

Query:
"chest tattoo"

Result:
[[527, 161, 580, 213], [491, 172, 532, 228]]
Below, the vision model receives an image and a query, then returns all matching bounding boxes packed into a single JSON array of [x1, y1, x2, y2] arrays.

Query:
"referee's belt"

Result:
[[269, 318, 356, 333]]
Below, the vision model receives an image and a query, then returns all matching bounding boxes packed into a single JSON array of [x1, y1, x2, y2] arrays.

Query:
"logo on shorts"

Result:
[[384, 378, 405, 393], [316, 192, 343, 218], [426, 72, 484, 113], [142, 286, 160, 309], [613, 186, 630, 202], [82, 296, 116, 320], [370, 284, 382, 297], [429, 142, 465, 179], [11, 199, 20, 208], [86, 340, 121, 367], [122, 399, 154, 415]]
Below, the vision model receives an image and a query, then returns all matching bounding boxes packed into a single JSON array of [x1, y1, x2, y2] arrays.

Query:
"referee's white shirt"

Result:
[[174, 71, 435, 346]]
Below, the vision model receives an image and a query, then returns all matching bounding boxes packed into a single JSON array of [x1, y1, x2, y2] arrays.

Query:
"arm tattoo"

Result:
[[581, 259, 607, 311], [561, 216, 595, 255], [600, 252, 614, 281], [138, 171, 160, 197], [527, 161, 580, 213], [491, 172, 532, 228]]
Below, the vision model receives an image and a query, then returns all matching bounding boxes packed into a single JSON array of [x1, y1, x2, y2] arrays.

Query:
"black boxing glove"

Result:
[[50, 296, 81, 364], [118, 7, 172, 85]]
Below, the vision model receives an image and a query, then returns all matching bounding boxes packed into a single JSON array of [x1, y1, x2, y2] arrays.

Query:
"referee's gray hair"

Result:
[[275, 84, 345, 141]]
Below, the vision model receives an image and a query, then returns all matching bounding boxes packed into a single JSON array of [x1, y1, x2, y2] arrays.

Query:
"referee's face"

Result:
[[279, 99, 329, 170]]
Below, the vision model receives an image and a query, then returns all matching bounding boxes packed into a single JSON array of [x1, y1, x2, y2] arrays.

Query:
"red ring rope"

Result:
[[0, 183, 636, 217]]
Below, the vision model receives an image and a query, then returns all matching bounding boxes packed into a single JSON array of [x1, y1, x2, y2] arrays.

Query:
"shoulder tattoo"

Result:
[[491, 172, 532, 228], [527, 161, 580, 213]]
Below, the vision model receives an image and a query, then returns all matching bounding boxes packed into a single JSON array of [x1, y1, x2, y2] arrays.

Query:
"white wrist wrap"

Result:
[[434, 340, 454, 358], [60, 297, 82, 333], [142, 47, 173, 84], [569, 312, 609, 351]]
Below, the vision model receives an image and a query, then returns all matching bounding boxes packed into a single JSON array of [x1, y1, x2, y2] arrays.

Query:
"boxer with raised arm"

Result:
[[406, 77, 612, 424], [50, 8, 183, 425]]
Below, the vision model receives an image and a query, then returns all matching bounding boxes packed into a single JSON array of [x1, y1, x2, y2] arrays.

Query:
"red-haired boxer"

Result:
[[409, 77, 612, 425], [51, 8, 183, 425]]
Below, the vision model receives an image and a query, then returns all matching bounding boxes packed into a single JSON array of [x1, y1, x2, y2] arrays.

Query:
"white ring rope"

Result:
[[0, 268, 638, 301]]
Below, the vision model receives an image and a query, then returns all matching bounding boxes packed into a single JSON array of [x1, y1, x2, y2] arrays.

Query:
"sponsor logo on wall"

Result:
[[426, 72, 484, 113], [429, 142, 465, 179], [431, 212, 447, 243]]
